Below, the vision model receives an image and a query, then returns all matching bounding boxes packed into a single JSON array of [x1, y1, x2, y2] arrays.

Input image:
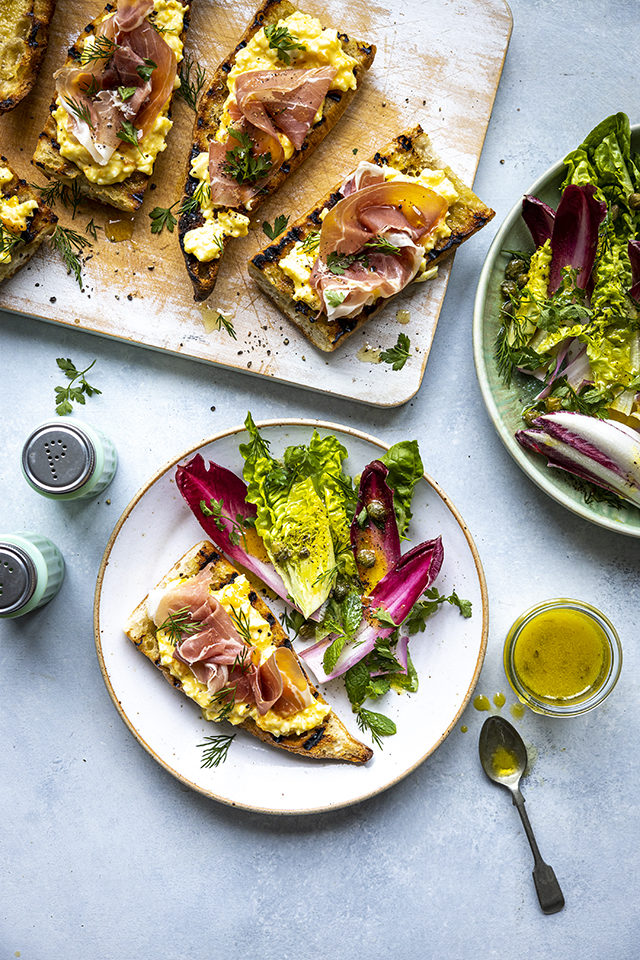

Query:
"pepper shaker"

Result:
[[0, 532, 65, 619], [21, 419, 117, 501]]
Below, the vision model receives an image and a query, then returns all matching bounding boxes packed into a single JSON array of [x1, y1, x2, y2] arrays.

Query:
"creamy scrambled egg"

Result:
[[279, 163, 459, 307], [0, 165, 37, 263], [53, 0, 185, 185], [182, 151, 250, 261], [185, 12, 359, 261], [153, 573, 330, 736]]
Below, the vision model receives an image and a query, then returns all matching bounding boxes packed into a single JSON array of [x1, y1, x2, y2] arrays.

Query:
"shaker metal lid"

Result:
[[0, 543, 37, 614], [22, 422, 96, 494]]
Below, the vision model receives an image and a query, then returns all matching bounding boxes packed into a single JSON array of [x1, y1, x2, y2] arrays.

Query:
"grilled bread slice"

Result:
[[0, 157, 57, 283], [248, 124, 495, 351], [177, 0, 376, 301], [31, 0, 191, 212], [0, 0, 57, 114], [124, 540, 373, 764]]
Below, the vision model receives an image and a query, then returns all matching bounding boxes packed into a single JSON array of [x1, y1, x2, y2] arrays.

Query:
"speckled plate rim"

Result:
[[473, 126, 640, 537], [93, 419, 489, 815]]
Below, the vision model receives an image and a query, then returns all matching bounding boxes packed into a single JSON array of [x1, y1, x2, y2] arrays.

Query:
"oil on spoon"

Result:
[[479, 715, 565, 914]]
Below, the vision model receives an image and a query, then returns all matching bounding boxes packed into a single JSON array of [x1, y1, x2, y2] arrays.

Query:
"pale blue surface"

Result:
[[3, 1, 640, 956]]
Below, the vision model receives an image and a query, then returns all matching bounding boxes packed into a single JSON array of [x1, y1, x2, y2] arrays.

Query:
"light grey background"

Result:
[[2, 1, 639, 956]]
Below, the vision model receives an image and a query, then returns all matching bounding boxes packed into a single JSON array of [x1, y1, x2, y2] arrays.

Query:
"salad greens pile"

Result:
[[497, 113, 640, 425], [176, 413, 471, 748]]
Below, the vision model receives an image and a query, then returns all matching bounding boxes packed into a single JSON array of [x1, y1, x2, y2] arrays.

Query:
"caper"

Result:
[[356, 548, 376, 568], [629, 193, 640, 211], [332, 581, 349, 602], [298, 546, 310, 559], [516, 272, 528, 288], [366, 499, 386, 522], [500, 279, 518, 299], [273, 544, 292, 563], [501, 300, 514, 317], [504, 258, 527, 280]]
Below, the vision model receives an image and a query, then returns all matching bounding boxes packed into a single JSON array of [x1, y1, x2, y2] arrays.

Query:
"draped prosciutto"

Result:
[[209, 66, 337, 208], [54, 0, 179, 166], [152, 564, 315, 718], [309, 171, 449, 321]]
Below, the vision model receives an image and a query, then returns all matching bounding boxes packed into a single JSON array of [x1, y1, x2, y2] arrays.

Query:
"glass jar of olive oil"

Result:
[[503, 599, 622, 716]]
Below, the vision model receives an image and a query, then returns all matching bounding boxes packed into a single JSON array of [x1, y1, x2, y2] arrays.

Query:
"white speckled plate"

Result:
[[94, 420, 488, 814], [473, 125, 640, 536]]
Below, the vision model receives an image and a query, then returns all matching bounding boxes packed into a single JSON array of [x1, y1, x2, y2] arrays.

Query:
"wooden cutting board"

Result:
[[0, 0, 512, 406]]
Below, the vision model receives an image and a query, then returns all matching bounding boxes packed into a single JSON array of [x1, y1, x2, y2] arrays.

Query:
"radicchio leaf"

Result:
[[175, 453, 289, 598], [548, 183, 607, 294], [522, 194, 556, 247], [350, 460, 401, 592], [301, 536, 444, 682]]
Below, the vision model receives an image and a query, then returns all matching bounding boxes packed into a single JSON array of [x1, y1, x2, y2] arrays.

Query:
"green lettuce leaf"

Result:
[[380, 440, 424, 537]]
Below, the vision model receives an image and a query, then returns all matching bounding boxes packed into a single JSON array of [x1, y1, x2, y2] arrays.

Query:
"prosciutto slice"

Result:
[[209, 66, 337, 208], [310, 180, 448, 320], [152, 564, 315, 718], [54, 0, 177, 166]]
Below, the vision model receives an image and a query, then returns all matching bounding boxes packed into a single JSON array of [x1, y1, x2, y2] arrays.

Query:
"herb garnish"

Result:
[[118, 85, 136, 102], [200, 497, 254, 547], [136, 58, 157, 83], [326, 236, 402, 275], [179, 180, 211, 216], [380, 332, 412, 370], [30, 179, 85, 218], [325, 290, 347, 309], [264, 23, 306, 64], [85, 218, 101, 241], [176, 52, 207, 110], [262, 213, 289, 240], [157, 606, 204, 645], [64, 96, 94, 130], [49, 225, 92, 288], [0, 224, 21, 259], [117, 120, 143, 153], [54, 357, 102, 416], [80, 34, 116, 66], [300, 230, 320, 253], [198, 733, 235, 768], [223, 127, 272, 185], [149, 203, 178, 234]]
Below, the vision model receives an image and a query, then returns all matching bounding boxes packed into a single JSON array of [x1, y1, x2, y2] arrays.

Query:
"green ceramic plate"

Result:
[[473, 127, 640, 537]]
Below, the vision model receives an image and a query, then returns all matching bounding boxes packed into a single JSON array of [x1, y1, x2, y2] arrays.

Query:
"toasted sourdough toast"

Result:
[[0, 0, 57, 114], [248, 125, 495, 351], [31, 0, 191, 212], [0, 158, 57, 282], [124, 540, 373, 764], [177, 0, 376, 301]]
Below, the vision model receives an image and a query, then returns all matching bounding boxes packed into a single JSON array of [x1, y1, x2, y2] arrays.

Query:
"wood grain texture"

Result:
[[0, 0, 512, 406]]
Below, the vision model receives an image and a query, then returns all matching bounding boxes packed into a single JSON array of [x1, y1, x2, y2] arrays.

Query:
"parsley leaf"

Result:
[[380, 332, 412, 370], [223, 127, 272, 185], [264, 24, 306, 65], [262, 213, 289, 240], [136, 58, 157, 83], [118, 86, 136, 101], [325, 290, 347, 308], [149, 203, 178, 234], [54, 357, 101, 416], [117, 120, 142, 153]]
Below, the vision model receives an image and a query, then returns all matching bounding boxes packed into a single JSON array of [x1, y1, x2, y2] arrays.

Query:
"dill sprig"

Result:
[[64, 96, 94, 129], [156, 606, 204, 645], [29, 178, 86, 216], [230, 607, 253, 645], [0, 224, 21, 258], [198, 733, 235, 768], [300, 230, 320, 254], [49, 225, 92, 288], [80, 34, 116, 66], [179, 180, 211, 215], [355, 707, 396, 750], [176, 52, 207, 110]]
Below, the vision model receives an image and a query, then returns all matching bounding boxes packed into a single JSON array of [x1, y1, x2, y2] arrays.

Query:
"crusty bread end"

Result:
[[0, 158, 57, 283], [0, 0, 57, 114]]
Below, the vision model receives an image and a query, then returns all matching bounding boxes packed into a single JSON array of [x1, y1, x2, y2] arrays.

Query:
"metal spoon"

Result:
[[479, 715, 565, 914]]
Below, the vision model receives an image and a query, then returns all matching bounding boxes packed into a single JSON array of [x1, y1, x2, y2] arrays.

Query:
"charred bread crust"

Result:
[[31, 1, 191, 212], [248, 124, 495, 351], [0, 157, 57, 282], [0, 0, 58, 114], [177, 0, 376, 301], [123, 540, 373, 764]]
